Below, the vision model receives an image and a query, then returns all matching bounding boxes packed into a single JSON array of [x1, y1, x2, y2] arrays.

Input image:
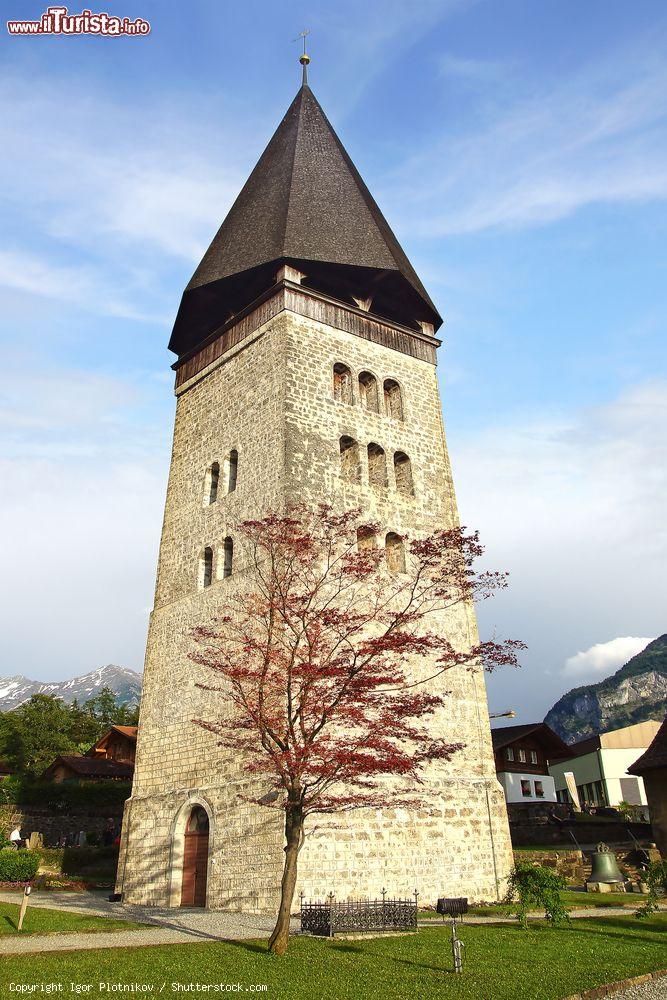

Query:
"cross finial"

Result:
[[294, 28, 311, 85]]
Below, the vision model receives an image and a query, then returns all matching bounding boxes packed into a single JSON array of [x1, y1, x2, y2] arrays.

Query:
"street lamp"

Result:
[[489, 710, 516, 719]]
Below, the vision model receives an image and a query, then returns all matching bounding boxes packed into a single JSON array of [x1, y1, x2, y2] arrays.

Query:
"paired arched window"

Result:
[[357, 526, 377, 550], [204, 451, 238, 503], [225, 450, 238, 493], [367, 443, 388, 490], [384, 379, 404, 421], [385, 533, 406, 574], [358, 371, 380, 413], [393, 452, 414, 497], [222, 537, 233, 579], [205, 463, 219, 505], [333, 363, 353, 405], [339, 436, 361, 483], [200, 547, 213, 589]]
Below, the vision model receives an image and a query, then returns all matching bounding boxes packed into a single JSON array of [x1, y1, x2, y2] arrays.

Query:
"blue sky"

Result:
[[1, 0, 666, 721]]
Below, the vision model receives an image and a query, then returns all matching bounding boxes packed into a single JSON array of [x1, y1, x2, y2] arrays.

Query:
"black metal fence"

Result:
[[300, 891, 418, 937]]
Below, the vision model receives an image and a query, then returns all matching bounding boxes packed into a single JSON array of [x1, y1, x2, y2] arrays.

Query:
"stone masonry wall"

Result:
[[118, 298, 513, 911]]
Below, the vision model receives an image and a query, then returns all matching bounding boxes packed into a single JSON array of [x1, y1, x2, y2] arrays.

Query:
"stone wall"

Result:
[[118, 294, 513, 912], [1, 804, 123, 847]]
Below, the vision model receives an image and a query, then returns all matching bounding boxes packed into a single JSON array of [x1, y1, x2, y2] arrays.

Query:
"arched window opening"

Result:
[[200, 547, 213, 589], [357, 526, 377, 550], [339, 436, 361, 484], [205, 463, 219, 505], [333, 363, 353, 405], [393, 452, 414, 497], [384, 379, 404, 420], [367, 443, 388, 490], [223, 537, 233, 579], [385, 532, 406, 574], [225, 449, 238, 493], [358, 371, 380, 413]]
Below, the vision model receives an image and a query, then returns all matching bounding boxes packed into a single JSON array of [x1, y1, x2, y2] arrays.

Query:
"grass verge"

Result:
[[419, 889, 648, 919], [2, 915, 665, 1000], [0, 901, 146, 935]]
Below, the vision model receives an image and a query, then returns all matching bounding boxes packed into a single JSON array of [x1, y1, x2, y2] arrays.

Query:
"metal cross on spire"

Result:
[[294, 28, 311, 85]]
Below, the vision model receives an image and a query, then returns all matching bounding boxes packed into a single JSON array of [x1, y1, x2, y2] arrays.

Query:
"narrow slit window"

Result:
[[223, 537, 233, 578], [383, 379, 403, 420], [367, 443, 388, 490], [357, 526, 377, 550], [226, 450, 238, 493], [339, 436, 361, 483], [385, 532, 406, 574], [358, 371, 380, 413], [333, 363, 353, 405], [205, 463, 219, 505], [393, 452, 414, 497], [200, 547, 213, 589]]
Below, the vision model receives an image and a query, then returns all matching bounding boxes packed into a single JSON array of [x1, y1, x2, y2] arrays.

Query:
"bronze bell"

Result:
[[588, 843, 624, 884]]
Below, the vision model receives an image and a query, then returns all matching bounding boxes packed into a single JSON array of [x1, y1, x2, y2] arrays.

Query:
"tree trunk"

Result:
[[268, 804, 303, 955]]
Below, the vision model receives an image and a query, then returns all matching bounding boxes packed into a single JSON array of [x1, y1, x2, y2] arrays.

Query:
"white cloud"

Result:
[[386, 41, 667, 234], [453, 379, 667, 716], [0, 366, 170, 679], [562, 636, 654, 679]]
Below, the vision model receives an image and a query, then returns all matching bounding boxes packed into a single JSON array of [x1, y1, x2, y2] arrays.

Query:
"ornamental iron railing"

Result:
[[300, 890, 418, 937]]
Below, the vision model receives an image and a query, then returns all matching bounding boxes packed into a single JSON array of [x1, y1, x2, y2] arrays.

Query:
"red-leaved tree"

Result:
[[190, 506, 522, 954]]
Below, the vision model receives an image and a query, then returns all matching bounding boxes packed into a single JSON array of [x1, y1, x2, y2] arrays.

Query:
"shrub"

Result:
[[635, 859, 667, 919], [506, 863, 570, 929], [0, 848, 40, 882]]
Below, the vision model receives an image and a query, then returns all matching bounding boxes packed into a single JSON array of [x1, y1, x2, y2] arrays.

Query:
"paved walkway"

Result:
[[0, 890, 656, 955], [0, 889, 297, 954]]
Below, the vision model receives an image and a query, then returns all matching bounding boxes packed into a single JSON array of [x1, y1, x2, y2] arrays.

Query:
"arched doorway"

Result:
[[180, 806, 209, 907]]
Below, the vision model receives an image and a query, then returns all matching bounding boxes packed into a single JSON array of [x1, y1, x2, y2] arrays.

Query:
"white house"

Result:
[[548, 719, 662, 813]]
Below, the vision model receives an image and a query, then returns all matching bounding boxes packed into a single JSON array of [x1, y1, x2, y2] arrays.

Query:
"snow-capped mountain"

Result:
[[0, 664, 142, 713]]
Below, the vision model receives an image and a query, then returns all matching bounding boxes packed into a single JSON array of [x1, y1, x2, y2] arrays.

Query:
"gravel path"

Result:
[[609, 980, 667, 1000]]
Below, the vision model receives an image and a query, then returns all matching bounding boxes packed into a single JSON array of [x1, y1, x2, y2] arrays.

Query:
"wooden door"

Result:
[[180, 807, 209, 907]]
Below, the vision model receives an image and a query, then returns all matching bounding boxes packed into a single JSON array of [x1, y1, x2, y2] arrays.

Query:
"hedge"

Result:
[[0, 777, 131, 810], [0, 848, 40, 882]]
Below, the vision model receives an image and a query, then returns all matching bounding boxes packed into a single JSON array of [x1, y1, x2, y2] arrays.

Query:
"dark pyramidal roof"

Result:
[[169, 83, 442, 357]]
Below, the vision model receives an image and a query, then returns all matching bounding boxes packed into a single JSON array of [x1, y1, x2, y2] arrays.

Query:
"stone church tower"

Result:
[[116, 66, 512, 910]]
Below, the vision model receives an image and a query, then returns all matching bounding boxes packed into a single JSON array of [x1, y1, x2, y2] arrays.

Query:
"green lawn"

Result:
[[2, 916, 665, 1000], [0, 901, 146, 935]]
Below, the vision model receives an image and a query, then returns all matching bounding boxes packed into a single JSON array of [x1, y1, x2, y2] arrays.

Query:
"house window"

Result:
[[534, 780, 544, 798], [357, 526, 376, 550], [520, 780, 531, 798], [200, 547, 213, 589], [383, 379, 403, 420], [367, 443, 388, 490], [333, 363, 353, 404], [529, 750, 538, 765], [393, 452, 414, 497], [518, 749, 527, 763], [505, 747, 514, 762], [205, 463, 219, 505], [358, 371, 380, 413], [340, 436, 361, 483], [385, 532, 406, 574], [222, 537, 233, 579], [225, 450, 238, 493]]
